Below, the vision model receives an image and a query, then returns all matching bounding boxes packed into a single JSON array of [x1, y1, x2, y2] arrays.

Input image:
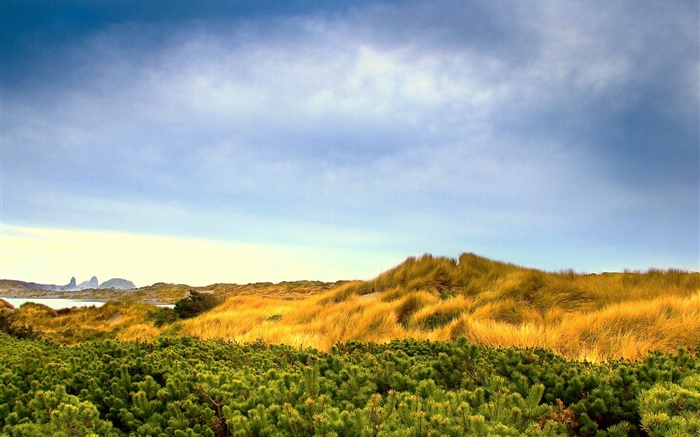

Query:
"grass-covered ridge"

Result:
[[176, 253, 698, 361], [3, 253, 699, 361]]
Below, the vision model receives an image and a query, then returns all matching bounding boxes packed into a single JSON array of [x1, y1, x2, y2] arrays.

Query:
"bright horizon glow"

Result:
[[0, 225, 405, 287], [1, 224, 696, 288]]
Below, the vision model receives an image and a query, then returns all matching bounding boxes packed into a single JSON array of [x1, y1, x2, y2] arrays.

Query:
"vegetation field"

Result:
[[1, 333, 699, 436], [1, 253, 699, 435], [3, 253, 698, 362]]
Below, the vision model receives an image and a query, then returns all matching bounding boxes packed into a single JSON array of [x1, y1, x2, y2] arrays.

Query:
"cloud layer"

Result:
[[2, 0, 698, 282]]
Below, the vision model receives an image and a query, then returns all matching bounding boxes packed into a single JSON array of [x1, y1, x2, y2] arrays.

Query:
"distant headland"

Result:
[[1, 276, 136, 291]]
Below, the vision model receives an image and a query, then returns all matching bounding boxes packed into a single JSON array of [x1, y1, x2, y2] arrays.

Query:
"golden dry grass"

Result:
[[168, 254, 699, 361], [8, 253, 699, 361], [9, 301, 159, 343], [171, 289, 700, 362]]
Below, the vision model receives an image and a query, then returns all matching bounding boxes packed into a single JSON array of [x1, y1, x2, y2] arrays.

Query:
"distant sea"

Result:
[[1, 297, 175, 310], [0, 297, 107, 310]]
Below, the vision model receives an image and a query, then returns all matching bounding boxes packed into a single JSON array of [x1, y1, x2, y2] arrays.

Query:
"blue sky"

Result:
[[1, 0, 698, 286]]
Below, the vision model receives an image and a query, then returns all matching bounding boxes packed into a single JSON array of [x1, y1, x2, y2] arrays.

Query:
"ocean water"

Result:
[[0, 297, 108, 310]]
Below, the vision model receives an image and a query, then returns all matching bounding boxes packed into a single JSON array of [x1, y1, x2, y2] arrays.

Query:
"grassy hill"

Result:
[[3, 253, 699, 361]]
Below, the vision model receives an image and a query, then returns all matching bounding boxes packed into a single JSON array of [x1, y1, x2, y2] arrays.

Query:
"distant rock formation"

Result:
[[61, 277, 79, 291], [77, 276, 99, 290], [2, 276, 135, 292], [99, 278, 136, 290]]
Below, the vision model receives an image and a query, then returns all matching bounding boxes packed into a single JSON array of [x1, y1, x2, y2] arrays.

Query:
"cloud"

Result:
[[2, 0, 697, 277]]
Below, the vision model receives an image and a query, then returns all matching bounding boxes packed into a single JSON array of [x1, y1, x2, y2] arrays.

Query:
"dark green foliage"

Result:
[[146, 307, 178, 327], [1, 334, 698, 436], [419, 310, 461, 330], [4, 385, 118, 436], [395, 294, 426, 328], [56, 307, 72, 316], [0, 311, 38, 340], [174, 291, 223, 319], [438, 289, 458, 300]]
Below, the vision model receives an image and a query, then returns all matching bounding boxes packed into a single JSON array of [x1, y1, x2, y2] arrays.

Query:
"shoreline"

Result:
[[0, 296, 174, 309]]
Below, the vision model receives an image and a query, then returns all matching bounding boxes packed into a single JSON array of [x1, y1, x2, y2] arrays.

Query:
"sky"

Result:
[[1, 0, 698, 287]]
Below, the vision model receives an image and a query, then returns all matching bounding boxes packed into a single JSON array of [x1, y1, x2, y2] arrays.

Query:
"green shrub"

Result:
[[1, 333, 698, 436], [639, 375, 700, 436], [3, 386, 118, 436], [395, 293, 429, 328], [147, 307, 178, 327], [174, 291, 223, 319], [0, 311, 38, 340], [419, 310, 461, 330]]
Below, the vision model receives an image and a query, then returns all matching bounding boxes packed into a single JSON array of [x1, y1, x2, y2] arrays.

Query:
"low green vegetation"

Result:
[[174, 290, 224, 319], [0, 311, 37, 340], [1, 253, 698, 435], [1, 333, 698, 436], [638, 375, 700, 436], [2, 253, 698, 360]]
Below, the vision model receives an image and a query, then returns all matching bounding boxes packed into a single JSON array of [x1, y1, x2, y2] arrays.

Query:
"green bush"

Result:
[[1, 334, 698, 436], [173, 291, 223, 319], [146, 307, 178, 327], [639, 374, 700, 436], [0, 311, 38, 340], [3, 386, 118, 437], [419, 310, 461, 330]]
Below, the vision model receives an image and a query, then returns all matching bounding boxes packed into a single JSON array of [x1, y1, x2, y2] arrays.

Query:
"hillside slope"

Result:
[[5, 253, 699, 361], [169, 253, 698, 361]]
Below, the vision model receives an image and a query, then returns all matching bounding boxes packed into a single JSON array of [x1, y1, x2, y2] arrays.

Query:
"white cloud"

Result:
[[0, 17, 645, 240]]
